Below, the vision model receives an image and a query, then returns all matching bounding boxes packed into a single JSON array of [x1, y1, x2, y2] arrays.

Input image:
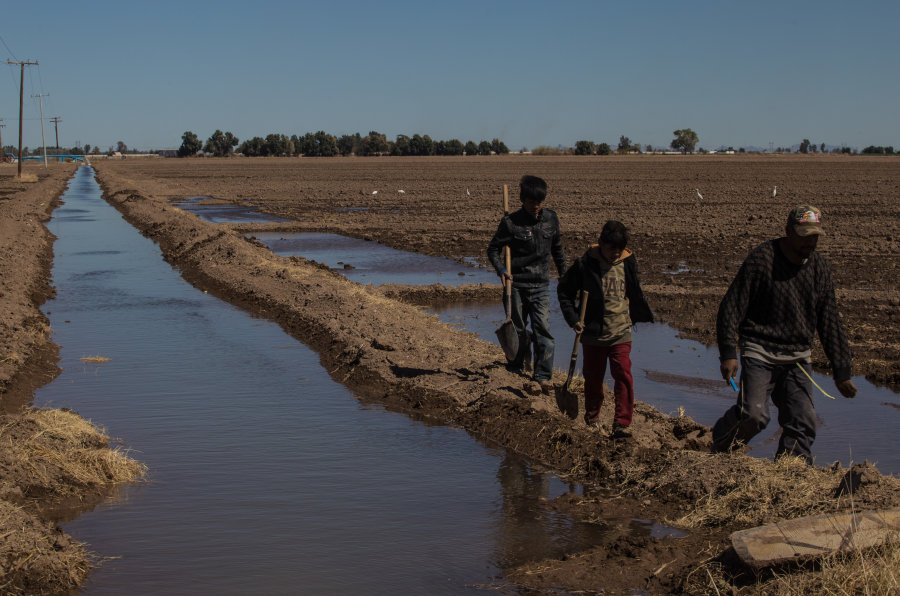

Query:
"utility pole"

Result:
[[50, 116, 62, 162], [31, 93, 49, 168], [0, 119, 4, 160], [7, 59, 39, 177]]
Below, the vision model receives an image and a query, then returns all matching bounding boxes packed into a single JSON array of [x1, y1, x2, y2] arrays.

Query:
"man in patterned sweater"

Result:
[[712, 205, 857, 463]]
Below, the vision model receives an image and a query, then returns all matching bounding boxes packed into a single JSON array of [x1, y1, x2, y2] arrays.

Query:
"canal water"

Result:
[[190, 204, 900, 474], [38, 169, 630, 594]]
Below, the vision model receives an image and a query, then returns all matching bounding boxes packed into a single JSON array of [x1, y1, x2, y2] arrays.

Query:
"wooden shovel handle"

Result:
[[502, 184, 511, 288], [570, 290, 589, 357]]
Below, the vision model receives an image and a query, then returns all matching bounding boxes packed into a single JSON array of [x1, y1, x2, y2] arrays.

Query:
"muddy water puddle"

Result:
[[171, 196, 293, 224], [181, 204, 900, 474], [252, 231, 497, 286], [39, 168, 645, 594]]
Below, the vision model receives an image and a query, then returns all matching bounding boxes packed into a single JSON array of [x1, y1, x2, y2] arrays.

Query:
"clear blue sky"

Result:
[[2, 0, 897, 152]]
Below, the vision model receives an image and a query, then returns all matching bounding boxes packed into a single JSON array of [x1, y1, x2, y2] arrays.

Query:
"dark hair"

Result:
[[519, 175, 547, 203], [599, 220, 629, 250]]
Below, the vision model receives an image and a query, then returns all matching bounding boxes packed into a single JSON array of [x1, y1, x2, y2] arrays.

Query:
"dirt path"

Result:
[[91, 158, 900, 594]]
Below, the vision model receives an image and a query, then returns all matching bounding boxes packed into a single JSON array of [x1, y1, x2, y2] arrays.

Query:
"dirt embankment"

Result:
[[91, 157, 900, 594], [0, 164, 145, 595]]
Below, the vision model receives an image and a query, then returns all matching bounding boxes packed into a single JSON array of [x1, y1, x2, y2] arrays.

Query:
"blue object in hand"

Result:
[[728, 377, 739, 392]]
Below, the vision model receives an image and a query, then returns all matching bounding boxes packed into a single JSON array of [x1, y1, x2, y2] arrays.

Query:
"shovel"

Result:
[[495, 185, 519, 362], [556, 290, 588, 419]]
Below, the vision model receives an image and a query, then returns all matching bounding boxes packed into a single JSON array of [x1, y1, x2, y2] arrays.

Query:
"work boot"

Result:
[[610, 423, 632, 440]]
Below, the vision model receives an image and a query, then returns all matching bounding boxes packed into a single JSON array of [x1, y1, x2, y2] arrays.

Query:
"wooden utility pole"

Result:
[[7, 59, 39, 177], [32, 93, 49, 168], [0, 119, 4, 159], [50, 116, 61, 162]]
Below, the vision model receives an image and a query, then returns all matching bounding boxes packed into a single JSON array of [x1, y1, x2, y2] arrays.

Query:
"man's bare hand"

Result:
[[720, 358, 739, 381], [573, 321, 584, 334], [836, 378, 858, 398], [501, 271, 513, 285]]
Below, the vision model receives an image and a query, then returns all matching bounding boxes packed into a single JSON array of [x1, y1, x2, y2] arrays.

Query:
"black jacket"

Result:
[[717, 239, 852, 380], [487, 207, 566, 286], [557, 248, 654, 335]]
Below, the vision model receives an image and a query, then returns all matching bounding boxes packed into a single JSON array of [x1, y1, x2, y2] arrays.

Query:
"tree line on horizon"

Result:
[[177, 130, 511, 158], [1, 130, 894, 160]]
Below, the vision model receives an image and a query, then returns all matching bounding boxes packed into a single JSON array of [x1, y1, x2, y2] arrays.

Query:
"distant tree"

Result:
[[178, 131, 202, 157], [596, 142, 612, 155], [83, 144, 91, 155], [337, 133, 361, 156], [646, 144, 653, 152], [478, 140, 492, 155], [392, 135, 410, 156], [464, 141, 479, 155], [574, 140, 595, 155], [116, 140, 128, 154], [409, 134, 434, 156], [92, 146, 101, 155], [238, 136, 265, 156], [442, 139, 465, 156], [617, 135, 632, 153], [204, 130, 239, 157], [361, 131, 388, 156], [820, 142, 826, 153], [491, 138, 509, 154], [799, 139, 811, 154], [670, 129, 699, 153]]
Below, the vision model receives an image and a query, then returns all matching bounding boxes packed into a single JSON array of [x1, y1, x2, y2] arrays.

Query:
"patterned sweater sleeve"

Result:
[[815, 260, 853, 380], [716, 258, 755, 361]]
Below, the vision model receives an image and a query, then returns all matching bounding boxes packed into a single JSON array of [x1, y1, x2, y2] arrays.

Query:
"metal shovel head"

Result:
[[496, 318, 519, 362], [555, 379, 580, 420]]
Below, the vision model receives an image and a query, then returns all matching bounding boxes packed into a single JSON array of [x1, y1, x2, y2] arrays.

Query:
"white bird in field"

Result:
[[772, 186, 777, 197], [695, 189, 703, 200], [466, 188, 471, 196], [398, 189, 405, 194], [372, 190, 378, 195]]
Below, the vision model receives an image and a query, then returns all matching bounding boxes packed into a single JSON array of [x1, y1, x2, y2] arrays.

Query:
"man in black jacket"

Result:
[[712, 205, 857, 462], [487, 175, 567, 393], [558, 221, 653, 437]]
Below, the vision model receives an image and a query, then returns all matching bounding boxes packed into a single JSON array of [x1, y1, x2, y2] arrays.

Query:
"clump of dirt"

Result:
[[91, 157, 900, 594]]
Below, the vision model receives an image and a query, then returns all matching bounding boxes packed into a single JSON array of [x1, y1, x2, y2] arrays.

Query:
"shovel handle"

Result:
[[566, 291, 589, 381], [503, 184, 509, 214]]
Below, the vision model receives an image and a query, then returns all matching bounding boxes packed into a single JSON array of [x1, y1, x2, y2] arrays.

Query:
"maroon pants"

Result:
[[582, 342, 634, 427]]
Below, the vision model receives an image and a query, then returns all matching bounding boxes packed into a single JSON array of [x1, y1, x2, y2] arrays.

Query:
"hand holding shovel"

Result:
[[556, 290, 588, 419]]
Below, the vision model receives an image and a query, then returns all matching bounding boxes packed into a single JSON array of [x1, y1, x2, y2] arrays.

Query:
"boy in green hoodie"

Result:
[[557, 221, 653, 438]]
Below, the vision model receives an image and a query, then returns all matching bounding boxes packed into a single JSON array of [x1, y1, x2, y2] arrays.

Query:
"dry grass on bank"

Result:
[[773, 535, 900, 595], [0, 408, 145, 496], [0, 499, 91, 594]]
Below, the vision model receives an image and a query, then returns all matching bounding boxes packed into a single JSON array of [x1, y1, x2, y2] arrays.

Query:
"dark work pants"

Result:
[[509, 284, 554, 382], [711, 357, 817, 462]]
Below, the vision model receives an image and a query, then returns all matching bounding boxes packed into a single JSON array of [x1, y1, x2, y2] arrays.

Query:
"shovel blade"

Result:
[[495, 319, 519, 362], [555, 383, 580, 419]]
